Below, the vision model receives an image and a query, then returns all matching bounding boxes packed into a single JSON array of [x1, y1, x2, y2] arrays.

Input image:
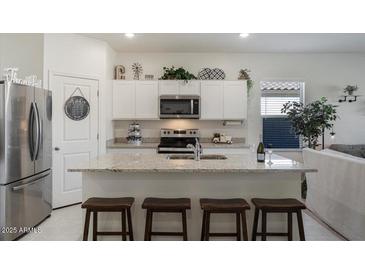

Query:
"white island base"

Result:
[[82, 171, 303, 241]]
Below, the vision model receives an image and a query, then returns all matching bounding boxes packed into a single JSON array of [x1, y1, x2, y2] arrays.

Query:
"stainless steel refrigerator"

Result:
[[0, 80, 52, 240]]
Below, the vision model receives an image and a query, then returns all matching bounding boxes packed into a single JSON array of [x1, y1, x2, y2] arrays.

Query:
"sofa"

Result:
[[329, 144, 365, 159], [303, 147, 365, 240]]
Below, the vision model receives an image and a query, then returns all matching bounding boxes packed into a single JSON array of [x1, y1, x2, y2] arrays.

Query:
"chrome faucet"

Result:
[[187, 138, 202, 161]]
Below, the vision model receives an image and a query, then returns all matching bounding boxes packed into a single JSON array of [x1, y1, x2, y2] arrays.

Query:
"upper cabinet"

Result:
[[179, 81, 200, 95], [200, 81, 247, 120], [200, 81, 224, 119], [135, 81, 159, 119], [112, 81, 135, 119], [159, 80, 201, 96], [112, 80, 158, 120], [223, 81, 247, 120], [112, 80, 247, 121]]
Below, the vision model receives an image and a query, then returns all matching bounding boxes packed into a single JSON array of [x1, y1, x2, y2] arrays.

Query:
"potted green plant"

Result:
[[282, 97, 338, 199], [281, 97, 338, 149], [159, 66, 197, 82], [238, 69, 254, 93], [344, 85, 358, 96]]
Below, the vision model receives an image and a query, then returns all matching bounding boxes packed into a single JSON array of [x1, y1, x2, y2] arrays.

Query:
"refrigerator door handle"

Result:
[[28, 102, 35, 161], [33, 102, 41, 160], [12, 170, 51, 191]]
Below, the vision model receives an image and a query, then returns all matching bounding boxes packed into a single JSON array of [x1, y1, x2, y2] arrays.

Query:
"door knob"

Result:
[[54, 147, 60, 151]]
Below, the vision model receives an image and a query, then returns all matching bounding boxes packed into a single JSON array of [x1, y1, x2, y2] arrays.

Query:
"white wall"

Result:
[[43, 33, 117, 152], [0, 34, 44, 81], [115, 53, 365, 145]]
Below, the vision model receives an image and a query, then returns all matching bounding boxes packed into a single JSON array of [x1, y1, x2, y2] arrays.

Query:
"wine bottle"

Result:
[[257, 136, 265, 163]]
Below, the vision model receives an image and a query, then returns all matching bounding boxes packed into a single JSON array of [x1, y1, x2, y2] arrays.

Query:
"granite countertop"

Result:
[[106, 138, 249, 149], [68, 152, 316, 173]]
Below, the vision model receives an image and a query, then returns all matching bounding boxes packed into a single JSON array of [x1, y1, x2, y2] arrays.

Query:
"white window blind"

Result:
[[260, 81, 303, 117], [260, 81, 304, 149], [261, 95, 301, 116]]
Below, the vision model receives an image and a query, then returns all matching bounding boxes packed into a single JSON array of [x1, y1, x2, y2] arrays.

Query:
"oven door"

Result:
[[159, 95, 200, 119]]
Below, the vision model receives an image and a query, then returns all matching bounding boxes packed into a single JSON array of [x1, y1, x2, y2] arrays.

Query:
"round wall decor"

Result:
[[64, 88, 90, 121]]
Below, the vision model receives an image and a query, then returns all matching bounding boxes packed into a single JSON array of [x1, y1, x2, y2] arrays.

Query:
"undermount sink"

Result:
[[167, 154, 227, 160]]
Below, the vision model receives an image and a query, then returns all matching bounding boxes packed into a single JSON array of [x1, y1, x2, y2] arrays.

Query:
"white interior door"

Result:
[[51, 75, 99, 208]]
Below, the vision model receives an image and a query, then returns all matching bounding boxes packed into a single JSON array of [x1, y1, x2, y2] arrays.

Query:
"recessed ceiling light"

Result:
[[125, 33, 135, 38], [239, 33, 250, 38]]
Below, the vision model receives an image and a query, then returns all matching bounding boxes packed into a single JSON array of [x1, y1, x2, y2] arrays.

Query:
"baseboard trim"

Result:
[[53, 202, 82, 211]]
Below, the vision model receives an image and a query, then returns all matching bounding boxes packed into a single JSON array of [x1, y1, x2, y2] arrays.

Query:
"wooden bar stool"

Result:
[[81, 197, 134, 241], [142, 197, 191, 241], [251, 198, 306, 241], [200, 198, 250, 241]]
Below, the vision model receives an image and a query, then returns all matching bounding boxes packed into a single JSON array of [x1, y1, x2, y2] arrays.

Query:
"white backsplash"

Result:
[[113, 120, 247, 140]]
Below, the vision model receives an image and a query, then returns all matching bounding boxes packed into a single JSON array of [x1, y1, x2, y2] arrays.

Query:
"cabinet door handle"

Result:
[[54, 147, 60, 151]]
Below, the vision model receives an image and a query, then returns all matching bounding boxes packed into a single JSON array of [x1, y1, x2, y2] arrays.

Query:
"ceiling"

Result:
[[83, 33, 365, 53]]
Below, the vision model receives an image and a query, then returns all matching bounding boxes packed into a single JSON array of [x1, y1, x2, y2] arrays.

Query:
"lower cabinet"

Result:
[[203, 148, 249, 155], [107, 148, 157, 154], [107, 148, 249, 155]]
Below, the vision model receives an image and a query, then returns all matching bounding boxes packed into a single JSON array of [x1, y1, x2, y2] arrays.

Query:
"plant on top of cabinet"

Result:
[[238, 69, 254, 93], [132, 63, 143, 80], [159, 66, 197, 82]]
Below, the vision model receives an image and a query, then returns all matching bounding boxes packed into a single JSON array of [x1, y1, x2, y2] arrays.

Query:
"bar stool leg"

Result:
[[201, 211, 207, 241], [261, 210, 267, 241], [148, 210, 154, 241], [241, 210, 249, 241], [144, 210, 152, 241], [296, 210, 305, 241], [83, 209, 91, 241], [236, 213, 241, 241], [92, 211, 98, 241], [127, 208, 134, 241], [182, 210, 188, 241], [205, 212, 211, 241], [252, 208, 259, 241], [121, 209, 127, 241], [288, 212, 293, 241]]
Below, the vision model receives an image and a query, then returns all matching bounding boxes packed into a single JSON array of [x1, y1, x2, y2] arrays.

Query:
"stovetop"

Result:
[[157, 129, 199, 153]]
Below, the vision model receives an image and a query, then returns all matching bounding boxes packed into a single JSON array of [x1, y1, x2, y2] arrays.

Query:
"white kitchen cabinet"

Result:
[[135, 81, 158, 119], [112, 81, 135, 119], [179, 81, 201, 95], [107, 148, 157, 154], [113, 80, 247, 121], [158, 81, 179, 95], [159, 80, 200, 96], [200, 81, 224, 119], [203, 148, 249, 155], [223, 81, 247, 120]]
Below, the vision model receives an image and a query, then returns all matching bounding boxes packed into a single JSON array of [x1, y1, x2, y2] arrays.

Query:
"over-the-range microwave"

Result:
[[159, 95, 200, 119]]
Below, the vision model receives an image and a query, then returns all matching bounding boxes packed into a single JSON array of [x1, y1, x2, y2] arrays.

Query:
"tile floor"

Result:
[[20, 204, 343, 241]]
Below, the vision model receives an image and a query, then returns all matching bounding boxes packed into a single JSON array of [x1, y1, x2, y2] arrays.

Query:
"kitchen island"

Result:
[[69, 152, 316, 240]]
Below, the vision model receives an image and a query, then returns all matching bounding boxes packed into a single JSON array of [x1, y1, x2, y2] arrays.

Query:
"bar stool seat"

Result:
[[251, 198, 306, 211], [251, 198, 306, 241], [82, 197, 134, 211], [82, 197, 134, 241], [200, 198, 250, 241], [142, 197, 191, 241], [142, 197, 191, 211], [200, 198, 250, 211]]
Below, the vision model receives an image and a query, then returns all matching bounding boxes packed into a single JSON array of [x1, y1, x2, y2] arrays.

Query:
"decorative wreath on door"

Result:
[[64, 87, 90, 121]]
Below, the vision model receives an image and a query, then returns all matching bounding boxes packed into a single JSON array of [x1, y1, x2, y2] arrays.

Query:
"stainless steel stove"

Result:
[[157, 128, 200, 154]]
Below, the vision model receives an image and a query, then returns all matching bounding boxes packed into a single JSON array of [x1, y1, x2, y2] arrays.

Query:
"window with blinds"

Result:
[[260, 81, 304, 149]]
